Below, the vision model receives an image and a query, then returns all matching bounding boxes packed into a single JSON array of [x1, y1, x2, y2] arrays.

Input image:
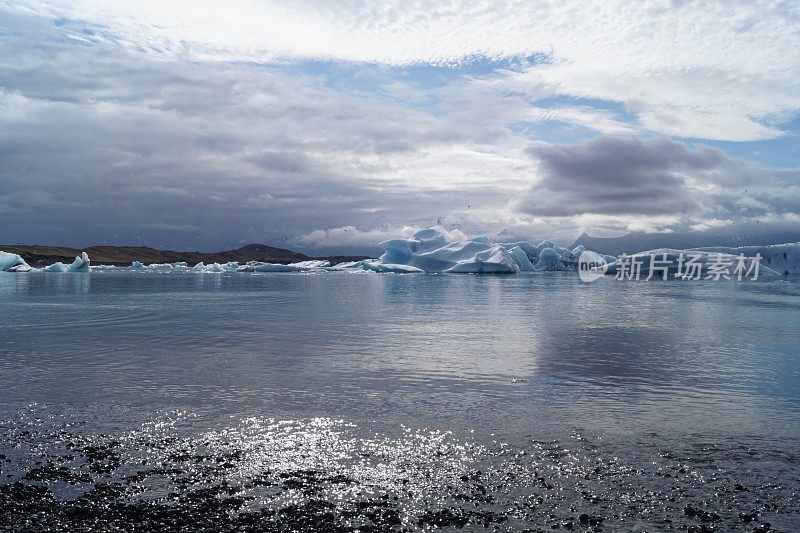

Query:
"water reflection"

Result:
[[0, 271, 798, 437]]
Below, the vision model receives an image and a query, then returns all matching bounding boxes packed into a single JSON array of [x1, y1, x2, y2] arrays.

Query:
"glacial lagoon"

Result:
[[1, 270, 799, 531]]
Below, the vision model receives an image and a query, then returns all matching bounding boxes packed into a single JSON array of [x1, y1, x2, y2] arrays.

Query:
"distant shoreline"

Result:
[[0, 243, 370, 268]]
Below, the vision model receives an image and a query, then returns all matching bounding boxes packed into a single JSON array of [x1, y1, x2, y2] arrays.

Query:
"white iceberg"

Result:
[[605, 248, 780, 278], [379, 229, 520, 273], [375, 227, 579, 274], [290, 260, 330, 269], [0, 251, 32, 272], [39, 252, 91, 273], [136, 261, 189, 270], [190, 261, 240, 273], [690, 243, 800, 276], [444, 247, 520, 274], [361, 260, 425, 273], [246, 259, 330, 272], [5, 231, 798, 279], [327, 260, 365, 270], [507, 246, 535, 271]]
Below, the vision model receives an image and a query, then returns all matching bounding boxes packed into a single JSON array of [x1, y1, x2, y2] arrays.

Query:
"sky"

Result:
[[1, 0, 799, 255]]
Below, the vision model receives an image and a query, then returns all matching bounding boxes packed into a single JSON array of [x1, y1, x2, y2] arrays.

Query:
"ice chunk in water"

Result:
[[68, 252, 91, 272], [377, 227, 579, 274], [361, 260, 425, 273], [0, 251, 31, 272], [534, 248, 569, 271], [248, 259, 330, 272], [37, 252, 91, 273], [690, 243, 800, 276], [444, 247, 520, 274], [507, 246, 535, 271]]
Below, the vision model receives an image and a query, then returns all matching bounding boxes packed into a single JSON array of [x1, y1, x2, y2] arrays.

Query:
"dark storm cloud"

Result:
[[516, 135, 799, 218]]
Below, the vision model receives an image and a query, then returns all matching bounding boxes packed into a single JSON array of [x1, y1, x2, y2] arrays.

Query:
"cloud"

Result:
[[1, 4, 799, 251], [517, 136, 703, 217], [8, 0, 799, 141], [526, 106, 635, 135], [293, 224, 472, 253], [294, 225, 419, 248], [516, 135, 800, 223], [125, 185, 193, 198], [0, 8, 538, 250]]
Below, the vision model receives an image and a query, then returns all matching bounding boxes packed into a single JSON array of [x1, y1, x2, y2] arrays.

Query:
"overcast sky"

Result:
[[1, 1, 799, 254]]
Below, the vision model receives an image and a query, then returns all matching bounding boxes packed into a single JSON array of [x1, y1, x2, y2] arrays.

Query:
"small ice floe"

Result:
[[130, 261, 189, 270], [190, 262, 240, 273]]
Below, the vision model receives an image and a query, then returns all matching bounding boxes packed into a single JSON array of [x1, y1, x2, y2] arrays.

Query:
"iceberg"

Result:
[[379, 229, 521, 273], [289, 260, 330, 269], [191, 261, 240, 273], [690, 243, 800, 276], [508, 246, 535, 271], [533, 247, 569, 271], [133, 261, 190, 270], [605, 248, 779, 278], [38, 252, 91, 273], [361, 260, 425, 273], [375, 227, 579, 274], [3, 232, 798, 278], [0, 251, 32, 272], [69, 252, 91, 272], [443, 247, 520, 274], [246, 259, 330, 272], [327, 260, 365, 270]]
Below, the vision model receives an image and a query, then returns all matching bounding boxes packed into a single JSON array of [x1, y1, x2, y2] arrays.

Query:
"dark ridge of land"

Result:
[[0, 243, 370, 267]]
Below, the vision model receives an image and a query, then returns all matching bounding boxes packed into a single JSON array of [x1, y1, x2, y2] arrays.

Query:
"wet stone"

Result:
[[0, 414, 798, 532]]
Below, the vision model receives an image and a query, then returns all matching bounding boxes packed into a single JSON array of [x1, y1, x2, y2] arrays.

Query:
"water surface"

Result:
[[1, 271, 799, 531]]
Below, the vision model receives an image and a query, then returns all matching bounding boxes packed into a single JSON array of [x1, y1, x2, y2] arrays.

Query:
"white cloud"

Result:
[[294, 224, 471, 249], [525, 106, 635, 135], [9, 0, 799, 141], [294, 225, 419, 248]]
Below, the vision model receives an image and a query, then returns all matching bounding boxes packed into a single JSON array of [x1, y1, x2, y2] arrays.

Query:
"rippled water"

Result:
[[1, 271, 799, 531]]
